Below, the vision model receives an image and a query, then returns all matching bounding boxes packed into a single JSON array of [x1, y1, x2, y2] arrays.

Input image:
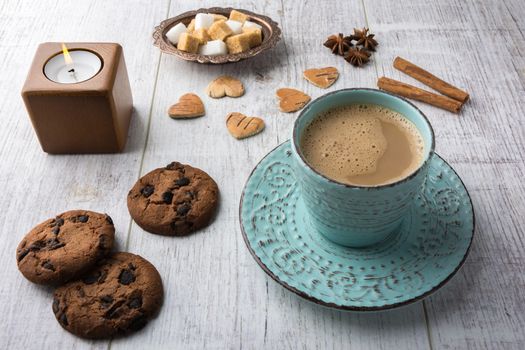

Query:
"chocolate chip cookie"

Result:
[[16, 210, 115, 285], [127, 162, 219, 236], [52, 252, 163, 339]]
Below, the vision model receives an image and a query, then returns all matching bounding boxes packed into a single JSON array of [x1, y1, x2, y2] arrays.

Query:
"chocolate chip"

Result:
[[47, 238, 65, 250], [100, 295, 114, 308], [104, 300, 125, 319], [82, 270, 101, 284], [100, 295, 114, 304], [105, 214, 114, 225], [77, 287, 85, 298], [42, 260, 55, 271], [177, 203, 191, 216], [78, 215, 89, 223], [175, 177, 190, 186], [186, 191, 195, 199], [17, 249, 30, 262], [28, 240, 46, 251], [98, 269, 108, 283], [128, 296, 142, 309], [52, 298, 59, 314], [51, 218, 64, 227], [166, 162, 183, 171], [141, 185, 155, 197], [52, 227, 60, 235], [49, 242, 65, 250], [162, 191, 174, 204], [127, 314, 148, 331], [59, 313, 68, 326], [118, 269, 136, 285]]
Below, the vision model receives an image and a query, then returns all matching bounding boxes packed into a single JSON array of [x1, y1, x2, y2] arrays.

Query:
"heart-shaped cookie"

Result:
[[226, 112, 265, 139], [206, 76, 245, 99], [276, 88, 311, 113], [303, 67, 339, 88], [168, 93, 205, 119]]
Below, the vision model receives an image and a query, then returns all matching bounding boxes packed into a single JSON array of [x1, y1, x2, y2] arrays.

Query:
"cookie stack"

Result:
[[16, 161, 220, 338], [16, 210, 164, 339]]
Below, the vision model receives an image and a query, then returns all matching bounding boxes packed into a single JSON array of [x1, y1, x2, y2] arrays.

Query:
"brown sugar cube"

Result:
[[187, 19, 195, 32], [193, 28, 210, 44], [208, 20, 234, 41], [213, 14, 228, 21], [242, 27, 262, 48], [229, 10, 249, 23], [226, 33, 251, 54], [177, 33, 200, 53]]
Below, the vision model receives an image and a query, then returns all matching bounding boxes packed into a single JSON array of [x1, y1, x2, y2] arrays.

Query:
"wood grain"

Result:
[[0, 0, 168, 349], [0, 0, 523, 349], [113, 1, 429, 349], [366, 0, 525, 348]]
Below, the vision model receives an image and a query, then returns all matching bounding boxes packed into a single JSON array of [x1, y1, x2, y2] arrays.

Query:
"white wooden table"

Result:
[[1, 1, 524, 349]]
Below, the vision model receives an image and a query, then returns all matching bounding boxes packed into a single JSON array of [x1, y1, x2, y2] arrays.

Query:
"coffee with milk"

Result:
[[300, 104, 425, 186]]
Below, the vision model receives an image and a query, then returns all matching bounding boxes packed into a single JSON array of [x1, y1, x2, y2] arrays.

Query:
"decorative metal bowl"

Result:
[[153, 7, 282, 64]]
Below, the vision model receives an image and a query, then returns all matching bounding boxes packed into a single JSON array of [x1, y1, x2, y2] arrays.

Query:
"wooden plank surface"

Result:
[[112, 0, 429, 349], [0, 0, 523, 349], [0, 0, 168, 349], [366, 0, 525, 349]]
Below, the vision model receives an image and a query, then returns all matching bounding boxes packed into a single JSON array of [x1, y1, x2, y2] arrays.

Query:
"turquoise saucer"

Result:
[[240, 141, 475, 311]]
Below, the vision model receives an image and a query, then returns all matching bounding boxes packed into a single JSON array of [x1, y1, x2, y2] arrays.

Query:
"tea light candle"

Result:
[[44, 44, 102, 84]]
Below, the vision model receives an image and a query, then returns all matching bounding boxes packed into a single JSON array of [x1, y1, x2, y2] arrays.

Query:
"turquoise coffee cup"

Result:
[[291, 88, 435, 247]]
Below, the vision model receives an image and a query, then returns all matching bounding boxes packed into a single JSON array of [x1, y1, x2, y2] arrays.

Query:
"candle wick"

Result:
[[67, 67, 78, 81]]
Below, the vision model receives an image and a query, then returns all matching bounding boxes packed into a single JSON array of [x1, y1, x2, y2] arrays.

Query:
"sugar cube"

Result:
[[225, 20, 243, 35], [195, 13, 214, 30], [166, 22, 187, 45], [198, 40, 228, 56], [229, 10, 249, 23], [213, 14, 228, 22], [193, 28, 210, 44], [177, 33, 200, 53], [243, 21, 262, 31], [208, 20, 234, 41], [187, 19, 195, 32], [226, 33, 251, 54], [243, 27, 263, 47]]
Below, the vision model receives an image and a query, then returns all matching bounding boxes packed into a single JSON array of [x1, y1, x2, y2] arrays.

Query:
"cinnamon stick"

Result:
[[377, 76, 463, 113], [393, 56, 469, 103]]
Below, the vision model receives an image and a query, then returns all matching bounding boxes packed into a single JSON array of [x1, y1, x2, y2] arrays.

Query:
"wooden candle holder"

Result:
[[21, 42, 133, 154]]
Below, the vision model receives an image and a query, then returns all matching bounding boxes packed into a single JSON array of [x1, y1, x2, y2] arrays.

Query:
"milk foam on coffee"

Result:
[[300, 104, 424, 186]]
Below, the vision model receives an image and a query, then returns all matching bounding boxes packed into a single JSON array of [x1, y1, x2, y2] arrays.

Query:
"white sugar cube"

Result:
[[165, 22, 187, 44], [195, 13, 214, 30], [243, 21, 262, 31], [198, 40, 228, 56], [225, 20, 243, 35]]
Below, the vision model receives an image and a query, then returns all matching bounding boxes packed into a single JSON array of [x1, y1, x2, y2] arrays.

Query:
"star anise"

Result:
[[344, 47, 371, 67], [351, 27, 378, 51], [323, 33, 353, 56]]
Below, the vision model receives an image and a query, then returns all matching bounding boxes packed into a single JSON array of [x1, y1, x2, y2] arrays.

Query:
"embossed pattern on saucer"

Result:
[[240, 141, 475, 311]]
